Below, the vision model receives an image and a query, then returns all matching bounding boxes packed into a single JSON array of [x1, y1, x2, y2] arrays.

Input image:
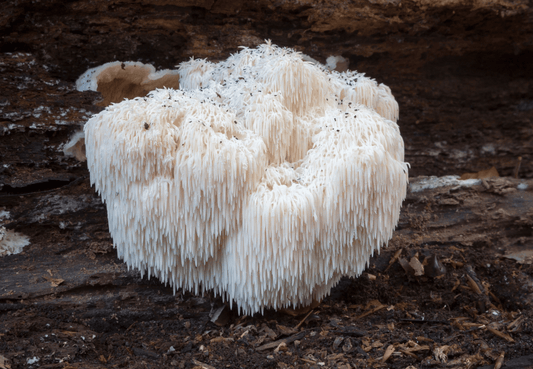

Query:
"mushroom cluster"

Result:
[[84, 41, 408, 314]]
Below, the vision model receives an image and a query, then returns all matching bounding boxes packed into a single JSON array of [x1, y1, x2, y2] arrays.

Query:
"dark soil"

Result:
[[1, 172, 532, 369]]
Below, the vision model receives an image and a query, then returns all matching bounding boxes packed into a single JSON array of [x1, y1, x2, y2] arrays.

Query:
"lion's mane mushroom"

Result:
[[84, 41, 408, 314]]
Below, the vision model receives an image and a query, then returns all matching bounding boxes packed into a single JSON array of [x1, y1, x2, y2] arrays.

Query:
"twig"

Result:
[[399, 319, 449, 325], [256, 330, 307, 351], [385, 249, 403, 272], [513, 157, 522, 179], [294, 309, 314, 330]]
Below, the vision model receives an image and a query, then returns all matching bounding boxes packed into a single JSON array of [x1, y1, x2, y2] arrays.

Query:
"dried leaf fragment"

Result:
[[382, 345, 395, 362]]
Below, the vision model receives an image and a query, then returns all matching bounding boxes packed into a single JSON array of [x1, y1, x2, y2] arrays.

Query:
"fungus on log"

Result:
[[84, 41, 408, 314]]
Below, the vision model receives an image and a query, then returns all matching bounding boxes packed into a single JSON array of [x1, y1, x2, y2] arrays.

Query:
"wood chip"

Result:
[[462, 322, 485, 329], [508, 316, 525, 332], [326, 353, 344, 361], [0, 355, 11, 369], [210, 336, 234, 344], [466, 274, 483, 294], [487, 327, 515, 343], [411, 345, 430, 352], [465, 265, 486, 294], [399, 257, 414, 275], [274, 342, 288, 353], [398, 348, 419, 359], [192, 359, 216, 369], [262, 325, 277, 340], [494, 351, 505, 369], [409, 255, 425, 276]]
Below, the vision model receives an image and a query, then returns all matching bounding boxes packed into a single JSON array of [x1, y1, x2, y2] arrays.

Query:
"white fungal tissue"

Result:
[[84, 41, 409, 314]]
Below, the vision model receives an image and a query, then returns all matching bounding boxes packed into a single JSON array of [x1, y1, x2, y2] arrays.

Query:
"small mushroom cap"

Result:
[[76, 61, 180, 106]]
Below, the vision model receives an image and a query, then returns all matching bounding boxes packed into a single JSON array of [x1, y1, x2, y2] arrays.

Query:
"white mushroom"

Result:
[[84, 41, 408, 314]]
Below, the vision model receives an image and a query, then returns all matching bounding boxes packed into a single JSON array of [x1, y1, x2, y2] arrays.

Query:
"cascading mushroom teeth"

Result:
[[83, 41, 408, 315]]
